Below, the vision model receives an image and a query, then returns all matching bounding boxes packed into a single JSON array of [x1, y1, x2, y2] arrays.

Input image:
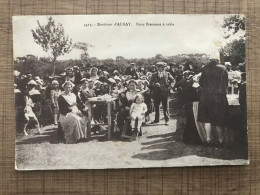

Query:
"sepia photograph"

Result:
[[13, 14, 248, 170]]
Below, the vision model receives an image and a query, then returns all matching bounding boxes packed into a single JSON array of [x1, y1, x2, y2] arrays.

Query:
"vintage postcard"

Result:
[[13, 14, 248, 170]]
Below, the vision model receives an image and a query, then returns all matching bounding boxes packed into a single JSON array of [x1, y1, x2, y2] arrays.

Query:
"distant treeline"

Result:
[[14, 53, 210, 77]]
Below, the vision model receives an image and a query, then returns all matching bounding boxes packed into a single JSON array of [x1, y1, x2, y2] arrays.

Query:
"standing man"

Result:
[[124, 62, 139, 79], [150, 62, 174, 125], [198, 59, 229, 144]]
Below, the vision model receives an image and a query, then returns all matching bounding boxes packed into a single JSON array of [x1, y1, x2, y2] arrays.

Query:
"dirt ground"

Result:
[[16, 109, 248, 170]]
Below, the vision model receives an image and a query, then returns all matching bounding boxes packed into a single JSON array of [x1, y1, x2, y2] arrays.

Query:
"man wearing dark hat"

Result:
[[63, 68, 74, 83], [150, 62, 174, 125], [150, 65, 157, 73], [124, 62, 139, 79], [198, 59, 229, 144], [73, 66, 83, 85], [168, 63, 179, 78]]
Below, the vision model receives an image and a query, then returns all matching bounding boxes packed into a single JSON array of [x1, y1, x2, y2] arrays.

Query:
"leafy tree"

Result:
[[221, 15, 246, 68], [14, 53, 210, 77], [31, 16, 73, 75], [74, 42, 93, 67], [220, 38, 245, 68], [155, 54, 163, 60], [14, 55, 39, 74], [222, 15, 245, 39], [116, 56, 125, 61]]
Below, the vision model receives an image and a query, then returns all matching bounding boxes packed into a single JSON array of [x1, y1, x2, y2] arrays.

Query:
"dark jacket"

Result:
[[124, 66, 139, 79], [74, 71, 83, 84], [199, 64, 228, 94], [150, 71, 174, 98]]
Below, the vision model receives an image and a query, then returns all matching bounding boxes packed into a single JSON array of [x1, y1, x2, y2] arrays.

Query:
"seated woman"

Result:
[[58, 81, 87, 144], [116, 80, 140, 134]]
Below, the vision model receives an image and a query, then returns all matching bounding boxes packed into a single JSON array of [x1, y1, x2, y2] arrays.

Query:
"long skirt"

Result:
[[116, 108, 130, 131], [59, 113, 87, 143], [183, 102, 203, 145]]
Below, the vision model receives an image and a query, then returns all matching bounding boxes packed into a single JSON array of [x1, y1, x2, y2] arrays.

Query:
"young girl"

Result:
[[130, 93, 147, 136], [50, 80, 61, 125], [23, 96, 41, 135]]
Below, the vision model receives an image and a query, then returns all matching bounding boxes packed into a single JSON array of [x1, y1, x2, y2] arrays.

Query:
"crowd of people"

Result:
[[14, 59, 246, 146]]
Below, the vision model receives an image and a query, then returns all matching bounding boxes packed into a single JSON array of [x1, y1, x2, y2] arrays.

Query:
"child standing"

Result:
[[50, 80, 61, 125], [130, 94, 147, 136]]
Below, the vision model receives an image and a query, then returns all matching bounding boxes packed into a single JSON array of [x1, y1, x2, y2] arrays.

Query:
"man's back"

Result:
[[199, 64, 228, 94]]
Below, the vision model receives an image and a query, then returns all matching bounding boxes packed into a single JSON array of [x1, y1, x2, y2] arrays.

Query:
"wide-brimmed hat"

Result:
[[51, 80, 59, 85], [62, 81, 75, 88], [94, 80, 103, 85], [127, 79, 137, 85], [136, 79, 144, 84], [36, 79, 43, 85], [81, 78, 88, 82], [113, 70, 119, 74], [140, 75, 148, 80], [156, 62, 167, 67], [65, 67, 73, 71], [108, 78, 116, 83], [114, 75, 121, 81], [27, 80, 37, 86]]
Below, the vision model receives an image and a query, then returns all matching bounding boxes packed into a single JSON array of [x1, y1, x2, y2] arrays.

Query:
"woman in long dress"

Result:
[[58, 81, 87, 144]]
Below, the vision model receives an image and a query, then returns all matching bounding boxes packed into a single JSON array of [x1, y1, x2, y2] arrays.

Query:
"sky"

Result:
[[12, 14, 242, 60]]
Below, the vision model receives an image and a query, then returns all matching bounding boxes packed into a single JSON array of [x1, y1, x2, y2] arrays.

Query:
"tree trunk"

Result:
[[52, 60, 56, 76]]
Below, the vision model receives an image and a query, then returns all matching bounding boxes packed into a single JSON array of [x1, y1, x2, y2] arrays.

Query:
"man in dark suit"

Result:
[[124, 62, 139, 79], [150, 62, 174, 125]]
